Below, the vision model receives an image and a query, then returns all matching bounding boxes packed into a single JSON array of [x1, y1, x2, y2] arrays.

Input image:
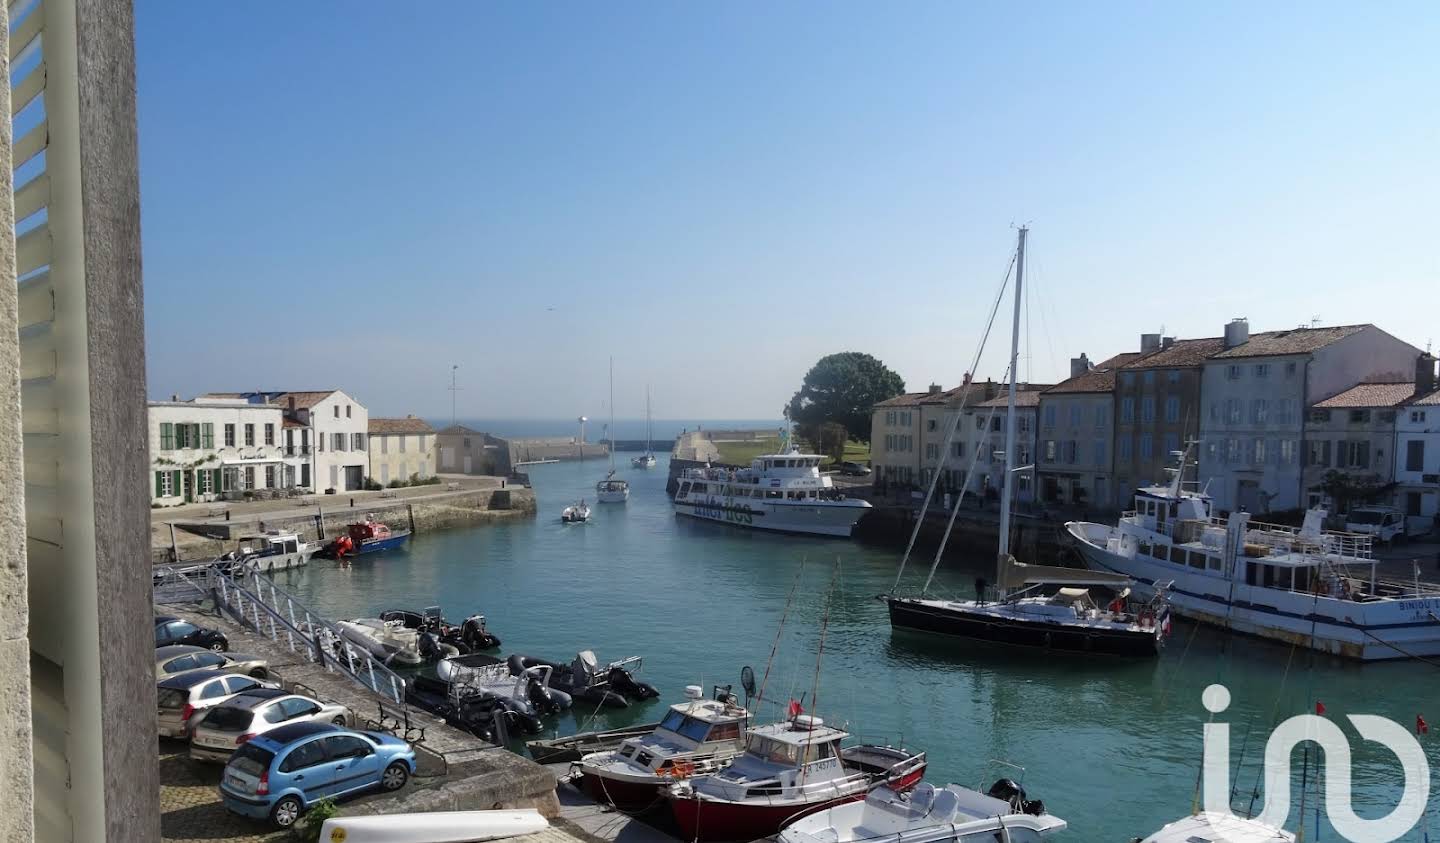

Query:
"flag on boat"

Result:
[[1418, 714, 1429, 735], [1316, 701, 1327, 715], [787, 699, 804, 717]]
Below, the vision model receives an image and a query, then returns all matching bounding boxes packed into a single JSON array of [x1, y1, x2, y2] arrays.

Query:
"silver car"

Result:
[[156, 669, 278, 738], [189, 689, 349, 763], [155, 645, 269, 681]]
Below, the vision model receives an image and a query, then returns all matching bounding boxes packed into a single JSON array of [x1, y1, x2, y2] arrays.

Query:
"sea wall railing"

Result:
[[152, 563, 408, 705]]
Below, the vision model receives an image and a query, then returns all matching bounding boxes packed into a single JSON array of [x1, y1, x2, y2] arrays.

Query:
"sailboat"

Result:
[[881, 227, 1170, 657], [596, 357, 630, 503], [632, 386, 657, 469]]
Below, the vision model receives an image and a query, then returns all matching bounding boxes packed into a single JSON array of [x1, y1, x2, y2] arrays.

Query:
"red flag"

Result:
[[787, 699, 803, 717], [1315, 701, 1327, 716], [1418, 715, 1429, 735]]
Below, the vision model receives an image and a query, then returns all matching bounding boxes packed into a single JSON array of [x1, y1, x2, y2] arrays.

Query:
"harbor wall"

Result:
[[153, 487, 536, 564], [854, 506, 1070, 564], [507, 438, 609, 463]]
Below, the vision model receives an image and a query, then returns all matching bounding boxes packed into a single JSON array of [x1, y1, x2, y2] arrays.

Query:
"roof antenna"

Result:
[[1310, 315, 1322, 329]]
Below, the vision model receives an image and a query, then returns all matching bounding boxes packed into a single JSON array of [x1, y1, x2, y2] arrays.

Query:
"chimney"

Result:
[[1069, 353, 1092, 378], [288, 395, 296, 411], [1140, 333, 1161, 353], [1417, 353, 1438, 396], [171, 393, 179, 401], [962, 372, 973, 386], [928, 383, 942, 395], [1224, 317, 1250, 349], [1161, 336, 1175, 350]]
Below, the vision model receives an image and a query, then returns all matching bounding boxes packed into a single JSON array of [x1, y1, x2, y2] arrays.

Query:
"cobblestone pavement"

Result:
[[159, 738, 284, 843]]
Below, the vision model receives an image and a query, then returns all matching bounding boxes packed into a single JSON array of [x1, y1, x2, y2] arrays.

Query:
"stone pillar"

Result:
[[0, 0, 36, 836]]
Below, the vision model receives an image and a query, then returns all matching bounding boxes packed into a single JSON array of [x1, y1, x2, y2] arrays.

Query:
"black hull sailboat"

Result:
[[885, 594, 1163, 657], [883, 226, 1168, 659]]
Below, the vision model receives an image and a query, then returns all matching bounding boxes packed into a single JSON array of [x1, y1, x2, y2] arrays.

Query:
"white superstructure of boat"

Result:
[[334, 618, 422, 666], [1138, 812, 1294, 842], [779, 781, 1066, 843], [319, 808, 549, 843], [673, 442, 871, 538]]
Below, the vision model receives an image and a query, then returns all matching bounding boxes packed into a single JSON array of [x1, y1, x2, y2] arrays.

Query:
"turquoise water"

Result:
[[275, 455, 1440, 840]]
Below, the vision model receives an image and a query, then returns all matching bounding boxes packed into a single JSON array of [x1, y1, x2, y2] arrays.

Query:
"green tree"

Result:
[[787, 352, 905, 443], [1316, 470, 1391, 514]]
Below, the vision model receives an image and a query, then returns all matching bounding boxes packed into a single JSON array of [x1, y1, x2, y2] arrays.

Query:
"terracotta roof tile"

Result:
[[1313, 382, 1417, 409], [438, 424, 483, 435], [874, 392, 931, 408], [1043, 353, 1142, 394], [977, 387, 1049, 408], [369, 417, 435, 435], [1209, 325, 1369, 359], [1121, 337, 1228, 369]]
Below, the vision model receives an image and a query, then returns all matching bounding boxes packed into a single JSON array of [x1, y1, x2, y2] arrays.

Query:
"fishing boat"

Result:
[[666, 714, 927, 842], [326, 516, 410, 557], [882, 227, 1169, 657], [319, 809, 549, 843], [779, 779, 1066, 843], [673, 440, 872, 538], [527, 722, 660, 765], [597, 358, 630, 503], [578, 683, 749, 811], [1136, 813, 1294, 842], [561, 500, 591, 523], [632, 386, 657, 469], [222, 530, 316, 573], [1067, 444, 1440, 660]]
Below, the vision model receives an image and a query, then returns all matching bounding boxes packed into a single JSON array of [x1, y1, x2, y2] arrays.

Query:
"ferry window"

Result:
[[1261, 565, 1276, 588], [767, 491, 783, 499], [678, 483, 690, 498], [692, 483, 707, 494], [1244, 563, 1258, 586], [1207, 555, 1221, 572], [1294, 567, 1311, 593], [1139, 540, 1152, 557], [1188, 551, 1205, 569]]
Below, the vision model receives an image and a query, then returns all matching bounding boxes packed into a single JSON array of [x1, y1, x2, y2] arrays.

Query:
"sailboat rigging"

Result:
[[882, 227, 1170, 657], [597, 357, 630, 503], [632, 386, 657, 469]]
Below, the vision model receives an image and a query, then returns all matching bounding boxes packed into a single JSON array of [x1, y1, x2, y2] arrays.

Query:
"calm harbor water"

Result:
[[276, 456, 1440, 840]]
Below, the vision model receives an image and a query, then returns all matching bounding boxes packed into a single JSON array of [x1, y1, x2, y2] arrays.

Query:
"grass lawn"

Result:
[[713, 436, 870, 468]]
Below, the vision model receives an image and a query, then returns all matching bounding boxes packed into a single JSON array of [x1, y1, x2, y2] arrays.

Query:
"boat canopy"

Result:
[[999, 557, 1133, 590]]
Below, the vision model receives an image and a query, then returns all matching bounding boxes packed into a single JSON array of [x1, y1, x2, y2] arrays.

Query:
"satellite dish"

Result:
[[740, 665, 756, 703]]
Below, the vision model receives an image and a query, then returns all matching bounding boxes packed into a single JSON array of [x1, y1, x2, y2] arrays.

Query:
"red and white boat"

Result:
[[666, 714, 926, 842], [578, 684, 750, 812]]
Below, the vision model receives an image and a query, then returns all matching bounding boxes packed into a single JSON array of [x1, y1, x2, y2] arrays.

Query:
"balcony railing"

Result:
[[283, 445, 312, 456]]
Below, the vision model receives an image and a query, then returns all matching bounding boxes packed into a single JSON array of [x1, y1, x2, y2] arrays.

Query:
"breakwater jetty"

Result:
[[152, 480, 536, 565]]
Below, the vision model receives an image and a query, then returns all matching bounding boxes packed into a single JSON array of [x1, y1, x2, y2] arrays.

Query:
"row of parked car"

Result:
[[155, 614, 418, 829]]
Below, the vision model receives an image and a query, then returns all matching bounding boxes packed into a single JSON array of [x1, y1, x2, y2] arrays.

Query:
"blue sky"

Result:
[[136, 2, 1439, 420]]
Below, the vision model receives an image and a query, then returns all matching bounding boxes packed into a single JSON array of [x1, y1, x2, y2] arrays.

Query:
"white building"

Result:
[[958, 388, 1044, 504], [1198, 319, 1420, 513], [148, 400, 297, 505], [200, 390, 371, 492], [368, 416, 438, 486], [1396, 355, 1440, 531]]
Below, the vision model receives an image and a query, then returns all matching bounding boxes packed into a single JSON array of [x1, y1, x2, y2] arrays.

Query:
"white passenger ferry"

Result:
[[1067, 451, 1440, 660], [673, 445, 872, 538]]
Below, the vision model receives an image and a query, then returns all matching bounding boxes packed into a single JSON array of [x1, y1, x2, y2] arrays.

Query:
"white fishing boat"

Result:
[[632, 386, 658, 469], [1138, 813, 1294, 842], [597, 358, 630, 503], [1067, 445, 1440, 660], [673, 439, 871, 538], [561, 500, 591, 523], [578, 683, 750, 811], [319, 808, 549, 843], [779, 780, 1066, 843], [334, 617, 423, 666]]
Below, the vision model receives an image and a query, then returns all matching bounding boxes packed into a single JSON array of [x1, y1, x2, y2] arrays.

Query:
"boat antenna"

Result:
[[756, 557, 807, 710], [995, 226, 1026, 588], [890, 245, 1017, 594]]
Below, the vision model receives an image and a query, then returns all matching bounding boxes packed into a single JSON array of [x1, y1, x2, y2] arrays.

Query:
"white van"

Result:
[[1344, 506, 1414, 542]]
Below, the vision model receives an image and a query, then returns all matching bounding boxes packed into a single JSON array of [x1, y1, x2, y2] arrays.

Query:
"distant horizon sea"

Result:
[[440, 417, 785, 442]]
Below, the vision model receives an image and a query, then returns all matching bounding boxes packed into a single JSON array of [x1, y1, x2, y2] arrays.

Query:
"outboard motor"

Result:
[[498, 700, 544, 735], [417, 631, 442, 663], [571, 650, 601, 690], [607, 666, 659, 700], [461, 615, 500, 650], [525, 670, 562, 715], [986, 779, 1027, 812]]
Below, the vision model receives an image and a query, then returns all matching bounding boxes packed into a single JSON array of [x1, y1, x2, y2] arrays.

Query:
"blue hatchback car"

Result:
[[218, 721, 416, 828]]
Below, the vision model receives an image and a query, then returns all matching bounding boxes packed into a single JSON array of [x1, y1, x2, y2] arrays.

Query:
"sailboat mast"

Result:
[[608, 357, 616, 472], [996, 227, 1026, 579]]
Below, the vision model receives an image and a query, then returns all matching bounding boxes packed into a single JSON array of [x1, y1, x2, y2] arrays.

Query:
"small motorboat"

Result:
[[562, 500, 592, 523], [578, 683, 749, 811], [779, 780, 1066, 843], [433, 653, 572, 713], [667, 714, 927, 842], [320, 808, 548, 842], [632, 454, 656, 469], [507, 650, 658, 708], [527, 721, 661, 765], [325, 516, 411, 557], [334, 617, 425, 666], [379, 606, 502, 655], [1137, 813, 1295, 842]]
